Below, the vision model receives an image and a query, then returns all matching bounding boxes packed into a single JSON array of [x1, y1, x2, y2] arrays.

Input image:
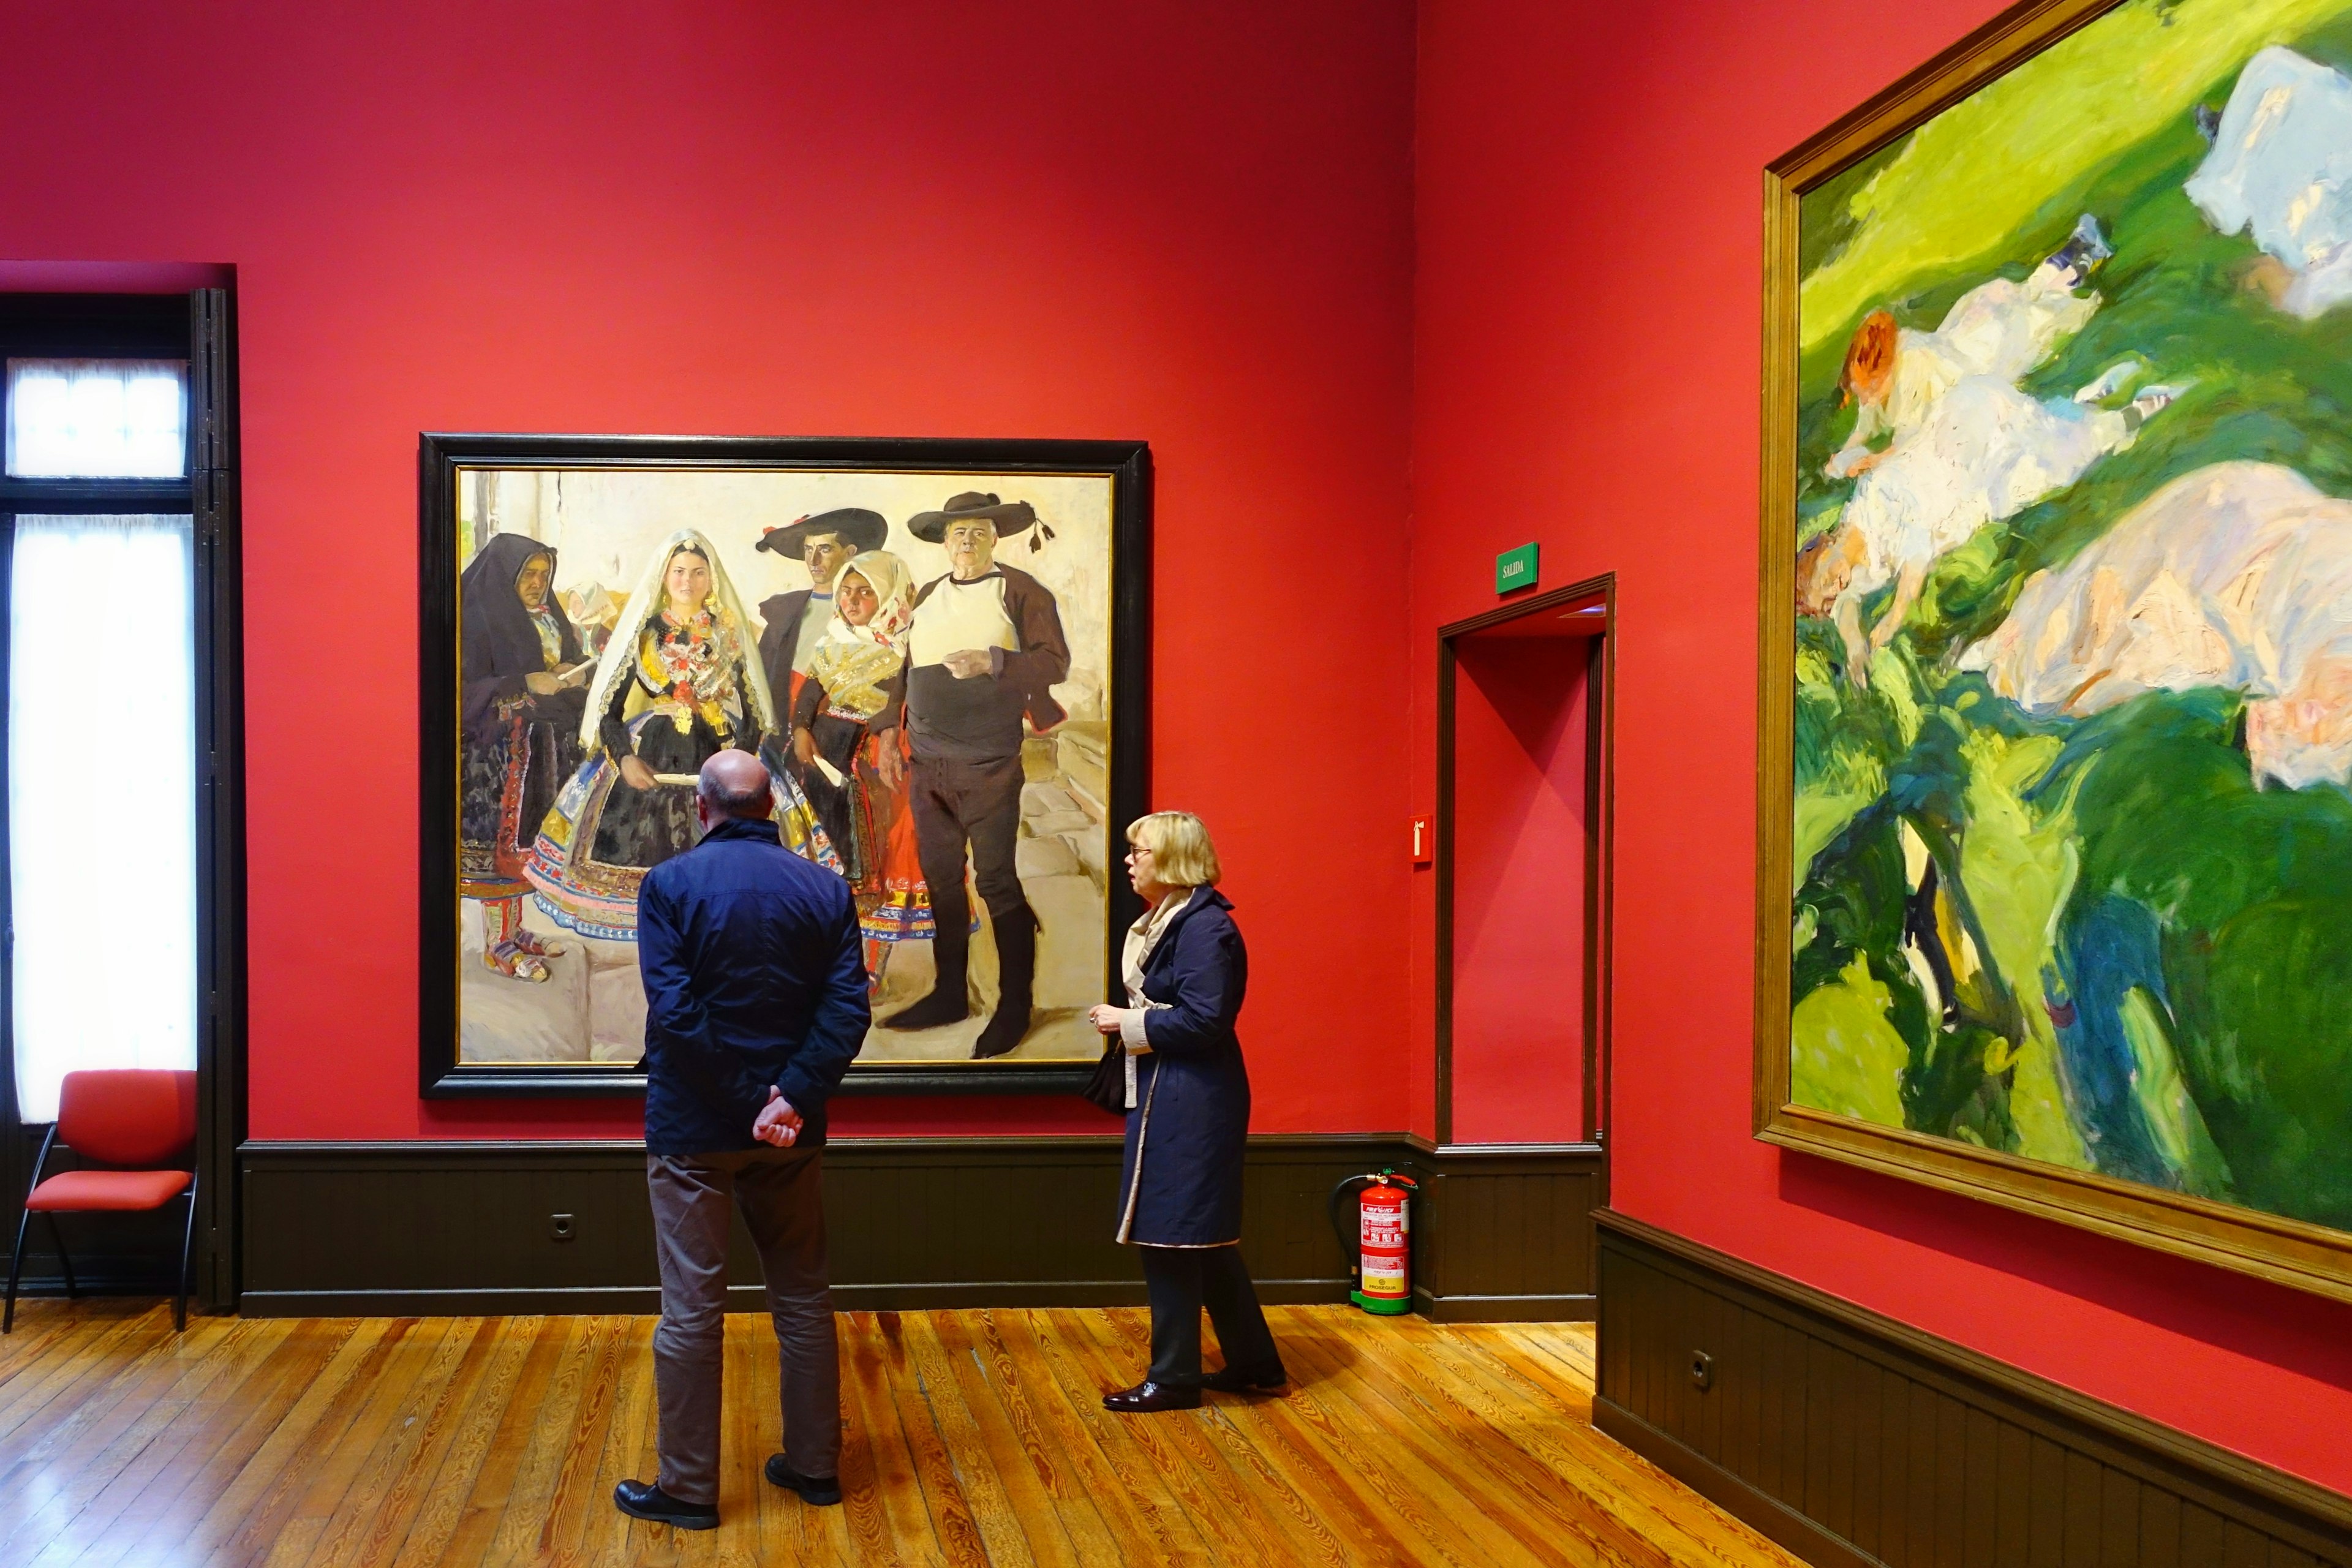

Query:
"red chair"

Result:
[[5, 1069, 198, 1333]]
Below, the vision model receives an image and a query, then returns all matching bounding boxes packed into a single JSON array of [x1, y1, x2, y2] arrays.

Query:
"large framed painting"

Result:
[[1758, 0, 2352, 1300], [420, 435, 1149, 1096]]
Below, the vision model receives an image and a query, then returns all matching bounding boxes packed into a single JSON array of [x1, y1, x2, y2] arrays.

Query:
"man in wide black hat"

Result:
[[753, 507, 890, 729], [883, 491, 1069, 1058]]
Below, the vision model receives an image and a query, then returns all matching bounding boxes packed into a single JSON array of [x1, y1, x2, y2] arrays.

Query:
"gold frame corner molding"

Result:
[[1752, 0, 2352, 1305]]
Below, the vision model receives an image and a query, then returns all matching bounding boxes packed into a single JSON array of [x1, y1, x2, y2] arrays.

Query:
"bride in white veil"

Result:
[[525, 529, 834, 938]]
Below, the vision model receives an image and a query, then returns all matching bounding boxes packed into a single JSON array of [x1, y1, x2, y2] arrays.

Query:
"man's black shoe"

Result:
[[613, 1479, 718, 1530], [764, 1455, 844, 1506], [971, 1008, 1030, 1059], [1102, 1380, 1202, 1412], [881, 987, 970, 1031], [1202, 1363, 1288, 1393]]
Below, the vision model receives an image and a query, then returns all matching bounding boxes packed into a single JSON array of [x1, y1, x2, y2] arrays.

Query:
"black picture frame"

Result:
[[418, 433, 1152, 1099]]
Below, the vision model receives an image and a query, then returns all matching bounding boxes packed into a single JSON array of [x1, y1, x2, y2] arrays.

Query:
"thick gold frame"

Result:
[[1754, 0, 2352, 1303]]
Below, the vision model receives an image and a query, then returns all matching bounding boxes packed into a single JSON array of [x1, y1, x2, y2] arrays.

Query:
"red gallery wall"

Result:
[[1412, 0, 2352, 1493], [0, 0, 1417, 1141]]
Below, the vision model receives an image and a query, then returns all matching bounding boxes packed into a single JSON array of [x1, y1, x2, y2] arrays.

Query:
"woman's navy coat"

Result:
[[1116, 886, 1251, 1246]]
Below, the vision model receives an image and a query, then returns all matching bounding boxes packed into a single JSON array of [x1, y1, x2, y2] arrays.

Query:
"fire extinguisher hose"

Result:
[[1327, 1174, 1379, 1288]]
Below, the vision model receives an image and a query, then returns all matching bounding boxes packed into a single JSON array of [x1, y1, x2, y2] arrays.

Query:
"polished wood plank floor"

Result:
[[0, 1300, 1802, 1566]]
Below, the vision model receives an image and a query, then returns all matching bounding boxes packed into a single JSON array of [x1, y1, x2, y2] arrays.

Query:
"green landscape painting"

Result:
[[1790, 0, 2352, 1233]]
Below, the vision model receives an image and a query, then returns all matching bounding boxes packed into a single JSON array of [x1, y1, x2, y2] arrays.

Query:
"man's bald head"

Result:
[[697, 749, 774, 823]]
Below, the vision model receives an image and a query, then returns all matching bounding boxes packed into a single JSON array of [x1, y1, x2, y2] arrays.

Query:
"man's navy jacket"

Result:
[[636, 816, 869, 1155]]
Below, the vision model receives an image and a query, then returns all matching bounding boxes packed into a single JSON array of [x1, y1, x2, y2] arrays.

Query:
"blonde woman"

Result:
[[1087, 812, 1284, 1411]]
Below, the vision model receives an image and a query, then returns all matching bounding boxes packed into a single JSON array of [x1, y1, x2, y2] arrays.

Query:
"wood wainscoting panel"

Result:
[[240, 1141, 660, 1316], [1593, 1208, 2352, 1567], [1412, 1142, 1605, 1321], [241, 1135, 1408, 1316], [238, 1136, 1603, 1319]]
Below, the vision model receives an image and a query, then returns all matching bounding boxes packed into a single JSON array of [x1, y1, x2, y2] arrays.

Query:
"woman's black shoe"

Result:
[[1202, 1363, 1287, 1393], [613, 1479, 718, 1529], [1102, 1380, 1202, 1412], [764, 1455, 845, 1506]]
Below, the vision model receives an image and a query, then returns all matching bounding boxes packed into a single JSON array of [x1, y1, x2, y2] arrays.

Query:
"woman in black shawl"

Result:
[[460, 533, 591, 981]]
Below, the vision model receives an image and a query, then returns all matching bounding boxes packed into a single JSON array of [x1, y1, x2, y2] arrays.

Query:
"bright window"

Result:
[[4, 359, 189, 478], [7, 515, 198, 1121]]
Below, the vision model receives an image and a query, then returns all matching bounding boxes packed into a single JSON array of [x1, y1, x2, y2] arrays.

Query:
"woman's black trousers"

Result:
[[1139, 1245, 1283, 1385]]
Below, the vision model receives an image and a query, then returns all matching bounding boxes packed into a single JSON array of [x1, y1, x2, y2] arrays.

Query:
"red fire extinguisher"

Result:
[[1330, 1169, 1419, 1315]]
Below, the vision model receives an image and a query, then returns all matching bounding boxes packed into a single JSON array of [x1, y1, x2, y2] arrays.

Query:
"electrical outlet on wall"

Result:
[[550, 1213, 577, 1243]]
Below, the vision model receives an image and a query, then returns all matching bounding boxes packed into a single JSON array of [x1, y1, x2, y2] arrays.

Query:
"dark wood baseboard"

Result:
[[6, 1261, 187, 1302], [238, 1273, 1361, 1319], [1594, 1208, 2352, 1567], [237, 1135, 1600, 1319], [1416, 1290, 1597, 1323], [1593, 1396, 1876, 1568], [239, 1283, 1155, 1317]]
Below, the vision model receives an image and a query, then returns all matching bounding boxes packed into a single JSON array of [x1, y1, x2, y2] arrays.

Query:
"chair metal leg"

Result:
[[8, 1124, 58, 1332], [175, 1172, 198, 1333], [43, 1213, 75, 1301], [2, 1205, 28, 1335]]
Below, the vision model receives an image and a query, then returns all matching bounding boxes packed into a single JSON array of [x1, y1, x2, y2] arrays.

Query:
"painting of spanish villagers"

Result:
[[1772, 0, 2352, 1289], [444, 455, 1126, 1079]]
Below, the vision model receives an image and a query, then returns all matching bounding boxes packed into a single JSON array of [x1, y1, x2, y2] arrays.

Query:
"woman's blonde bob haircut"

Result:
[[1126, 810, 1221, 888]]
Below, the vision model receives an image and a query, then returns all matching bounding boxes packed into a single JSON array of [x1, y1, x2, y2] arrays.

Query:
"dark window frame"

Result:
[[0, 292, 243, 1314]]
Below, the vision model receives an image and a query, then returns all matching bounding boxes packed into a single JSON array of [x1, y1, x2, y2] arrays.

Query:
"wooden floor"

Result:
[[0, 1300, 1801, 1567]]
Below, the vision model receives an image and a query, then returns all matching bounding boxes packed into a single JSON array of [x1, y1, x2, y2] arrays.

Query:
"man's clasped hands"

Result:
[[755, 1088, 803, 1148]]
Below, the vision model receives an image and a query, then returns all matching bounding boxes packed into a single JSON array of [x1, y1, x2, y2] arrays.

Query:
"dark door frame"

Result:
[[0, 290, 244, 1313], [1434, 573, 1616, 1152]]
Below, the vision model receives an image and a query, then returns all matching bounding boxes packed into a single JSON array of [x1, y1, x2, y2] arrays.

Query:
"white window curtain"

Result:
[[9, 515, 197, 1122], [4, 359, 189, 479]]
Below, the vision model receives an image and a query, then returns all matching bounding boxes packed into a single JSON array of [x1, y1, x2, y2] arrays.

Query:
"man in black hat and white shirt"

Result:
[[881, 492, 1069, 1058]]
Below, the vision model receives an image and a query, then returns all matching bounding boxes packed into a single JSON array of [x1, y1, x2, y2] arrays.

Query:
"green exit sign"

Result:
[[1496, 542, 1539, 594]]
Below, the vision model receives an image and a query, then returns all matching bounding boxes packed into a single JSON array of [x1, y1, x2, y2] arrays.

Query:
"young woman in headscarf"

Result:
[[526, 529, 832, 938], [787, 549, 935, 988], [459, 533, 592, 981]]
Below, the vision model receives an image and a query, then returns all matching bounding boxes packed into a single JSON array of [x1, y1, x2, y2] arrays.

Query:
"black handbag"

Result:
[[1080, 1039, 1126, 1115]]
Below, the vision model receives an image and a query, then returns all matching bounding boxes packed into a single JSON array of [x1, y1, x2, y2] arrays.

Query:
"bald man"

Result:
[[614, 749, 869, 1532]]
